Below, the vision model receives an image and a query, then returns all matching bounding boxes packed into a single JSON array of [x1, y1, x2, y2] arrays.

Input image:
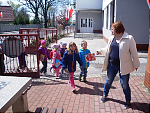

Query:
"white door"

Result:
[[80, 18, 93, 33]]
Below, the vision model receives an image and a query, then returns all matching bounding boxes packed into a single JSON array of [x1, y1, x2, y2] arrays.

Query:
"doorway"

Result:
[[80, 18, 93, 33]]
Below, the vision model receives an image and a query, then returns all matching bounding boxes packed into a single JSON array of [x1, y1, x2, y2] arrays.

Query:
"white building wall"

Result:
[[103, 0, 113, 10], [103, 1, 113, 39], [103, 0, 149, 45], [115, 0, 149, 44], [76, 0, 102, 10]]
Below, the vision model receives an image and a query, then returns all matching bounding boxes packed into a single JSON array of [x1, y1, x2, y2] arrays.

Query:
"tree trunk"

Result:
[[44, 0, 47, 28]]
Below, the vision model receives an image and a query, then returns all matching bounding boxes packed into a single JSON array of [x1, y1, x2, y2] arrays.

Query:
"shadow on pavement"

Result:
[[107, 98, 150, 112], [74, 81, 116, 96]]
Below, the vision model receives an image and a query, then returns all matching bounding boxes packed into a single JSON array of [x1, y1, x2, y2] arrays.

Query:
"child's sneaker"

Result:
[[44, 72, 48, 76], [50, 68, 55, 75], [84, 79, 87, 83], [79, 76, 82, 81], [60, 74, 65, 77], [72, 88, 76, 92]]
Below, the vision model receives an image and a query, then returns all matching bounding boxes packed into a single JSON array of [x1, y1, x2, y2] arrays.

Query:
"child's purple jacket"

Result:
[[38, 46, 50, 61]]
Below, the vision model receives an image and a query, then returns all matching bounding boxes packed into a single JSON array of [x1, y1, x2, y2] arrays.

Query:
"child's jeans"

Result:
[[69, 72, 75, 90], [79, 68, 87, 80], [40, 61, 47, 73], [53, 65, 62, 77], [61, 68, 64, 75]]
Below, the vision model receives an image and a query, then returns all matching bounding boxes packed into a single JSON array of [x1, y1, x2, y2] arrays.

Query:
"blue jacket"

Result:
[[79, 48, 91, 68], [62, 50, 83, 72]]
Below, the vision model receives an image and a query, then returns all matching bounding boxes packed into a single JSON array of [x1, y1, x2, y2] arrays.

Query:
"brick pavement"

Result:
[[6, 75, 150, 113], [29, 76, 149, 113]]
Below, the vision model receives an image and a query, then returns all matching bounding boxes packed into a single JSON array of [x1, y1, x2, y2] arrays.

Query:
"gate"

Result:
[[0, 34, 40, 78]]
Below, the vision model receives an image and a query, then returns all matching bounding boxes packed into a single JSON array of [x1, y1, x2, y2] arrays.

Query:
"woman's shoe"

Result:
[[101, 95, 107, 103], [124, 101, 131, 109]]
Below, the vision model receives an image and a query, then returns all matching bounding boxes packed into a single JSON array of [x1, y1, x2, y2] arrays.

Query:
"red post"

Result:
[[27, 30, 30, 48], [36, 34, 40, 78], [56, 29, 57, 43], [38, 28, 40, 39], [46, 30, 47, 40], [19, 29, 23, 42]]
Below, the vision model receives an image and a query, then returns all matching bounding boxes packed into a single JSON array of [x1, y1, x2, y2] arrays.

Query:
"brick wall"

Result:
[[144, 38, 150, 90]]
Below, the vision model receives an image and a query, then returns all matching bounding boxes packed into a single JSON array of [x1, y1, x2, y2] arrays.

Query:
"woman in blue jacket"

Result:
[[62, 42, 83, 92]]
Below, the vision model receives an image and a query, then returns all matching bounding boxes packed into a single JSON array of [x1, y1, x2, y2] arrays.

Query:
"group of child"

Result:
[[38, 40, 92, 92]]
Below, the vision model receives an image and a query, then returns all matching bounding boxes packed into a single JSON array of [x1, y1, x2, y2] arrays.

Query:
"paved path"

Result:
[[6, 33, 149, 113]]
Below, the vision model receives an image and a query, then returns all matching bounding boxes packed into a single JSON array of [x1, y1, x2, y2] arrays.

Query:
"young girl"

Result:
[[62, 42, 83, 92], [60, 41, 67, 76], [38, 40, 50, 76], [51, 44, 62, 78]]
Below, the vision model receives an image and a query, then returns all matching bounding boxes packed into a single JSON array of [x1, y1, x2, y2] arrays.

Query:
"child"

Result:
[[62, 42, 83, 92], [51, 44, 62, 78], [79, 40, 91, 83], [0, 42, 5, 74], [60, 41, 67, 76], [38, 40, 50, 76], [17, 42, 28, 72]]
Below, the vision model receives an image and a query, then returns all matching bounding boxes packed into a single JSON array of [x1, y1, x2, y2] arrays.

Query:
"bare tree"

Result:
[[40, 0, 56, 28], [18, 0, 42, 24], [56, 7, 69, 29]]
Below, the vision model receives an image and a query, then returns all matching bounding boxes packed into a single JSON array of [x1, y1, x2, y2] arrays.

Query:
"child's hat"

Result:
[[52, 44, 60, 49], [60, 41, 67, 47], [41, 40, 46, 45]]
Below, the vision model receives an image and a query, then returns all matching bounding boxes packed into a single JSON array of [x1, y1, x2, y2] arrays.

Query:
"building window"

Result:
[[89, 18, 92, 27], [81, 19, 87, 27], [110, 2, 113, 29]]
